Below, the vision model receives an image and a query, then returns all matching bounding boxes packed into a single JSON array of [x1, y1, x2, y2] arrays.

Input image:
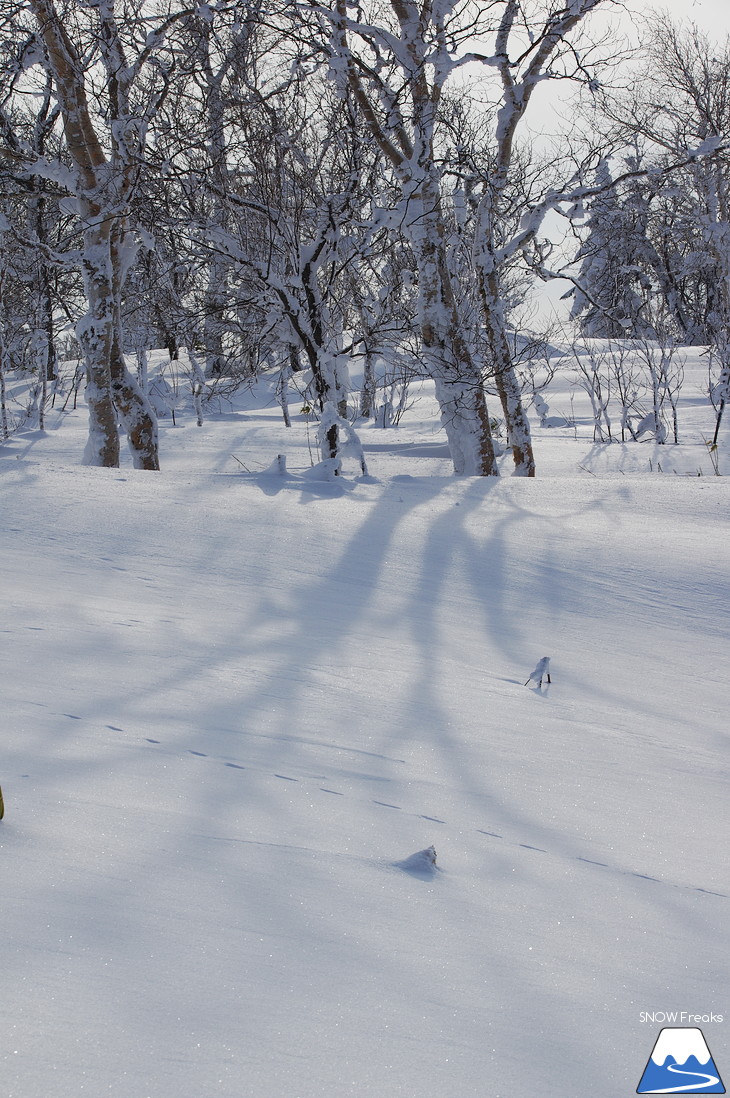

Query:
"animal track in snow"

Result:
[[145, 736, 728, 901]]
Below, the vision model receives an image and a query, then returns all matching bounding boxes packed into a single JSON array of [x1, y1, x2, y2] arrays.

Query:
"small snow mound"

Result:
[[261, 454, 287, 476], [301, 457, 342, 481], [394, 846, 438, 878]]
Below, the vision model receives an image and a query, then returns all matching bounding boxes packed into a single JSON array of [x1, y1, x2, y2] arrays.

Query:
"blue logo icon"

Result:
[[637, 1028, 725, 1093]]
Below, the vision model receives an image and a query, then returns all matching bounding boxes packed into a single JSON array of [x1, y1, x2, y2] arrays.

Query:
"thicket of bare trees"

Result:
[[1, 2, 729, 470]]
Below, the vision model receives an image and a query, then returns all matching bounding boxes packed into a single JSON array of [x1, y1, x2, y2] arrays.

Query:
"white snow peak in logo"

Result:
[[637, 1028, 725, 1093]]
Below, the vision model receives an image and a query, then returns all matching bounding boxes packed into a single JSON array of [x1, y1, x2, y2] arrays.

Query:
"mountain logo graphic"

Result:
[[637, 1028, 725, 1093]]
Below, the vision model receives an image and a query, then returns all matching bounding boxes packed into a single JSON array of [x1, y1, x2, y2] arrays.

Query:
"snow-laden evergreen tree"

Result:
[[592, 17, 730, 446], [593, 20, 730, 351], [569, 159, 654, 338]]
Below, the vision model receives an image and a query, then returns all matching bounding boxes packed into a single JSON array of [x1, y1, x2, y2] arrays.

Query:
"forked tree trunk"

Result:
[[30, 0, 159, 469], [334, 0, 497, 476]]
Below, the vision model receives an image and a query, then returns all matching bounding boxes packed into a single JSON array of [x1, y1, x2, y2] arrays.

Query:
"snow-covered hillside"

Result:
[[2, 360, 728, 1097]]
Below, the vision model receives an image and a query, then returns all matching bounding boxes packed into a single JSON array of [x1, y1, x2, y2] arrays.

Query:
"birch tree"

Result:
[[325, 0, 499, 474], [168, 9, 263, 379], [191, 51, 383, 463], [25, 0, 168, 468], [319, 0, 620, 476], [468, 0, 622, 475]]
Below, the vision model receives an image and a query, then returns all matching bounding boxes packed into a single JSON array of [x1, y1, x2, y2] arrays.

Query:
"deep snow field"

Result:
[[2, 348, 729, 1097]]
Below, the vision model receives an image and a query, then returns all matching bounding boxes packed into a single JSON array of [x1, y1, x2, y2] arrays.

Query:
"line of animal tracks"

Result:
[[139, 738, 728, 903]]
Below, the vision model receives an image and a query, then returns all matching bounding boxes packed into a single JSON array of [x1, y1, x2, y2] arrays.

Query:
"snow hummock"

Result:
[[394, 846, 439, 878], [651, 1028, 713, 1066]]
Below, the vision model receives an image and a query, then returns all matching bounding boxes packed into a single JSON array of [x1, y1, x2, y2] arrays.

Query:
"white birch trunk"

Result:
[[359, 345, 377, 418], [407, 180, 498, 475], [30, 0, 159, 469], [202, 37, 230, 379], [0, 272, 10, 440], [475, 253, 536, 475]]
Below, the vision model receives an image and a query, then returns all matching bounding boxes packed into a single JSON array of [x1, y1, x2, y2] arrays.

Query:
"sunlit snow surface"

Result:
[[2, 356, 729, 1097]]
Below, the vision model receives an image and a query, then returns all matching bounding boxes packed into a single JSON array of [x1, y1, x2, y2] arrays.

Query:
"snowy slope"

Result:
[[1, 369, 729, 1098]]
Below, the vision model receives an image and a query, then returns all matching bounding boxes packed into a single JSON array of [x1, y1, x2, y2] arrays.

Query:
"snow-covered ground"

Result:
[[2, 352, 728, 1097]]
